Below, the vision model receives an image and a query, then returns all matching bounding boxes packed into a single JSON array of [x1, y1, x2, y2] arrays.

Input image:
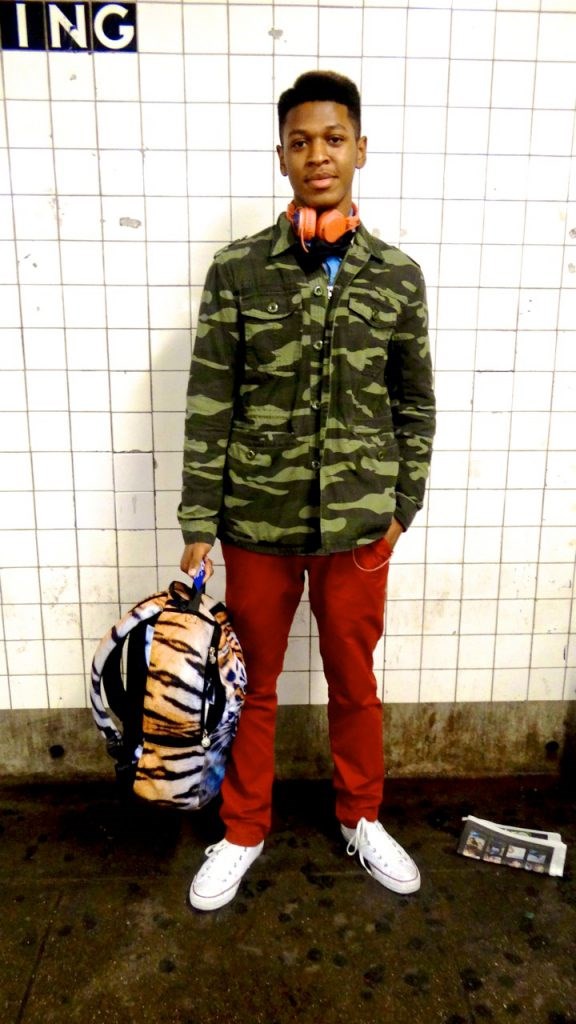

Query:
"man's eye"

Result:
[[291, 140, 306, 150], [328, 136, 344, 145]]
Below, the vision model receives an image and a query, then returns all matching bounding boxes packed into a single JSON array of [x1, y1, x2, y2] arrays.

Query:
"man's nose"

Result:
[[307, 138, 328, 162]]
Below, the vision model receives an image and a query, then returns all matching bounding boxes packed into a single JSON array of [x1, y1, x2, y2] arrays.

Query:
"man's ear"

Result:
[[276, 144, 288, 177], [356, 135, 368, 170]]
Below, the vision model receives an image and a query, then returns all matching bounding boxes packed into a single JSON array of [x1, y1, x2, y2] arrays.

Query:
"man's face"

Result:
[[277, 101, 367, 215]]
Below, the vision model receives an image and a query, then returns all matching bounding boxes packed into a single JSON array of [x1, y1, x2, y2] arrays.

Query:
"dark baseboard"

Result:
[[0, 700, 574, 784]]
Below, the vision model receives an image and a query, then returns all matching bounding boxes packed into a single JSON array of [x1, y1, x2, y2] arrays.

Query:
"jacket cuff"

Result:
[[181, 530, 217, 546], [394, 493, 421, 531]]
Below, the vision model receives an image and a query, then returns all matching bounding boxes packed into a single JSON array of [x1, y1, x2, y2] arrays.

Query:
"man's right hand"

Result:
[[180, 542, 214, 584]]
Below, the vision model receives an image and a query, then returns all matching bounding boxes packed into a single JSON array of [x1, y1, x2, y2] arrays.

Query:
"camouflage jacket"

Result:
[[178, 215, 435, 555]]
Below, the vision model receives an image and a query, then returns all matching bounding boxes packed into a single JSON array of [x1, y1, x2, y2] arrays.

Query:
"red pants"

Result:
[[220, 539, 392, 845]]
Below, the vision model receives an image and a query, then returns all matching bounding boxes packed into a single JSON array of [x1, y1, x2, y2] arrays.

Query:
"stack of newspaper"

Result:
[[458, 815, 567, 877]]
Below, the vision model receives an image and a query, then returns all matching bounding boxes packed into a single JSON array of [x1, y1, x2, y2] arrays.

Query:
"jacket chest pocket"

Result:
[[240, 292, 303, 375], [342, 296, 398, 381]]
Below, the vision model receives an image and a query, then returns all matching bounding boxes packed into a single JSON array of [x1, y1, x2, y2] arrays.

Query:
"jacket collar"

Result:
[[270, 212, 298, 257]]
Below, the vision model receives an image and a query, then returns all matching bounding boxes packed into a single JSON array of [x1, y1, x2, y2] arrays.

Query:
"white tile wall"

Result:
[[0, 0, 575, 711]]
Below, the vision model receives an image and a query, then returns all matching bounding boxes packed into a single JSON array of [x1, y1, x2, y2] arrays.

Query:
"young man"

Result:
[[179, 71, 436, 911]]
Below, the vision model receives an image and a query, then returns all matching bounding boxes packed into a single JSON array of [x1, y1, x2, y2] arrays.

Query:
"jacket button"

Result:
[[247, 450, 256, 460], [311, 400, 320, 411], [313, 340, 323, 351], [313, 285, 323, 297], [267, 301, 279, 313], [311, 459, 320, 470]]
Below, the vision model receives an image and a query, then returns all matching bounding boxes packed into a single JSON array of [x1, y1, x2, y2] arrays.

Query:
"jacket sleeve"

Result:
[[178, 256, 240, 545], [385, 265, 436, 530]]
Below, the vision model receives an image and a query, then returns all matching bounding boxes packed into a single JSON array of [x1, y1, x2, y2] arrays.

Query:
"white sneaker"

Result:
[[341, 818, 421, 894], [189, 839, 264, 911]]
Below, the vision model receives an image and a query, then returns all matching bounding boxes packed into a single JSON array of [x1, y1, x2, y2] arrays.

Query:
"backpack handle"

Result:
[[169, 579, 203, 615]]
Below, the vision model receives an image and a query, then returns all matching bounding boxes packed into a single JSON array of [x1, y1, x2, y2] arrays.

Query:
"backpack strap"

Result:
[[99, 631, 128, 724], [91, 578, 233, 797], [90, 591, 168, 757], [123, 616, 157, 760], [91, 582, 215, 762]]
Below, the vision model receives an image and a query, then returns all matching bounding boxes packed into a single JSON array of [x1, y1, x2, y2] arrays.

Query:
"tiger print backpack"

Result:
[[90, 579, 247, 810]]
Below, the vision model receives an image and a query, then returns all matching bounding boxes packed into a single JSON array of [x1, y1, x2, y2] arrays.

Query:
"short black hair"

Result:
[[277, 71, 362, 140]]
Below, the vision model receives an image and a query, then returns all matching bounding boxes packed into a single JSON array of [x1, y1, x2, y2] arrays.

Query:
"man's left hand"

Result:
[[384, 517, 404, 550]]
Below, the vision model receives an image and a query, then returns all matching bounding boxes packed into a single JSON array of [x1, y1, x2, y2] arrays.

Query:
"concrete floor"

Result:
[[0, 774, 574, 1024]]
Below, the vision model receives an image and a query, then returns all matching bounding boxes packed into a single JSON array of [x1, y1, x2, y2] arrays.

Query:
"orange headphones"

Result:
[[286, 202, 360, 250]]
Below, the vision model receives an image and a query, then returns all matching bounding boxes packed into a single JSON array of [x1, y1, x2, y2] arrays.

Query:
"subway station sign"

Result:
[[0, 2, 137, 51]]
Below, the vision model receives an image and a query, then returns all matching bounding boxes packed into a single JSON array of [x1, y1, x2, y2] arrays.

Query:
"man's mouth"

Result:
[[307, 175, 336, 187]]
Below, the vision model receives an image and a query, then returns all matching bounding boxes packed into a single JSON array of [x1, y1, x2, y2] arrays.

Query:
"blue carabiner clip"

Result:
[[192, 560, 206, 591]]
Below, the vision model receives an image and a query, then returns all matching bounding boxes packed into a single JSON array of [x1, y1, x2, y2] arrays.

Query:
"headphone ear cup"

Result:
[[295, 206, 317, 242], [287, 202, 359, 246], [316, 209, 348, 244]]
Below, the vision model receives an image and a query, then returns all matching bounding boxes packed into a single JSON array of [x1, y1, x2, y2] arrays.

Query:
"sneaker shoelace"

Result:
[[202, 839, 261, 877], [345, 819, 409, 871], [205, 840, 227, 859], [202, 840, 243, 878]]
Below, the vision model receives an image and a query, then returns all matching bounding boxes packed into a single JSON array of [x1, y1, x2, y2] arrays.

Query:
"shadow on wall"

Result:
[[560, 700, 576, 791]]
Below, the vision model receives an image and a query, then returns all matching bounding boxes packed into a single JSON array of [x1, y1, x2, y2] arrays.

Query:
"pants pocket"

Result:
[[352, 536, 393, 572]]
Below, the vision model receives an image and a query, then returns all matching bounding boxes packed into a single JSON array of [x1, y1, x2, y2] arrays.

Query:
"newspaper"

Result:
[[457, 815, 567, 877]]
